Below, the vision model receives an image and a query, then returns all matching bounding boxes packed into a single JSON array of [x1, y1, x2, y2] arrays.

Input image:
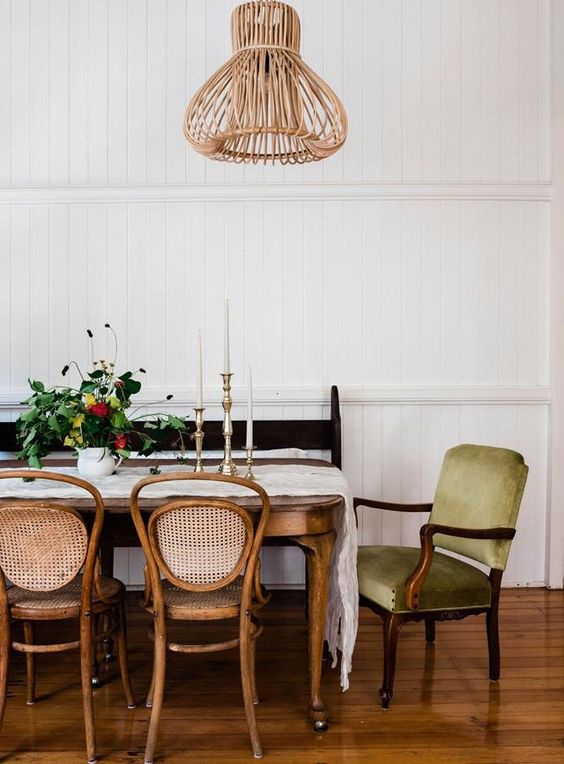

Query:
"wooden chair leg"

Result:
[[424, 617, 435, 644], [145, 668, 155, 709], [249, 634, 259, 705], [23, 621, 36, 705], [144, 621, 167, 764], [240, 616, 262, 759], [0, 611, 9, 730], [487, 606, 501, 681], [91, 614, 101, 688], [379, 613, 401, 710], [80, 614, 97, 764], [115, 601, 135, 708]]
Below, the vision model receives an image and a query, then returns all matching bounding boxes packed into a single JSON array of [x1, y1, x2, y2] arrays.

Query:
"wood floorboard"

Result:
[[0, 589, 562, 763]]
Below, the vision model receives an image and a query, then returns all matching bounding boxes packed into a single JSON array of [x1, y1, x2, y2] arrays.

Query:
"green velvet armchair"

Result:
[[356, 444, 528, 709]]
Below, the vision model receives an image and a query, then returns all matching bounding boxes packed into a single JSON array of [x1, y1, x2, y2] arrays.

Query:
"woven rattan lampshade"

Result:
[[183, 1, 347, 165]]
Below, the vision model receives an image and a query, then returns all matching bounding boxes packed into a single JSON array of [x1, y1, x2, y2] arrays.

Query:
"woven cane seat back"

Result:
[[148, 499, 253, 591], [0, 504, 88, 591]]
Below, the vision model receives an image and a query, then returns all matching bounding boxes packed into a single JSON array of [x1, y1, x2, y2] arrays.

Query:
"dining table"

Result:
[[0, 457, 359, 730]]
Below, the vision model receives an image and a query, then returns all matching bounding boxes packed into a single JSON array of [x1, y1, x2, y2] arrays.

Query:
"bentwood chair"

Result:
[[0, 470, 135, 764], [130, 472, 271, 763], [355, 444, 528, 709]]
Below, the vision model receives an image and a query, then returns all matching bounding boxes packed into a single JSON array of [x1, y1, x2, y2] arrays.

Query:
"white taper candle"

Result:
[[196, 330, 203, 408], [224, 299, 231, 374], [246, 366, 253, 448]]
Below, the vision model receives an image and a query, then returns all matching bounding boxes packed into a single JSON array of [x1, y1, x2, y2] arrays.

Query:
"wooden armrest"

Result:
[[353, 497, 433, 513], [405, 524, 516, 610]]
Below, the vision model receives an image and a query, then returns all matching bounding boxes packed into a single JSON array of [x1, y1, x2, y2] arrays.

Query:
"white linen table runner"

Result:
[[0, 462, 358, 689]]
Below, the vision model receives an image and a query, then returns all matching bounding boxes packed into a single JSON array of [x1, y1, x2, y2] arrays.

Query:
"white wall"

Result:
[[0, 0, 557, 588]]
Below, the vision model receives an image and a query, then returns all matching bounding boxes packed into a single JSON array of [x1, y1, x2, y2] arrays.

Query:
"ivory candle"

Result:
[[196, 330, 203, 408], [246, 366, 253, 448], [224, 299, 231, 374]]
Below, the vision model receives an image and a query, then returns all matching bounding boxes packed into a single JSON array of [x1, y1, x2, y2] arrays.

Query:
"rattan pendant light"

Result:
[[183, 1, 348, 165]]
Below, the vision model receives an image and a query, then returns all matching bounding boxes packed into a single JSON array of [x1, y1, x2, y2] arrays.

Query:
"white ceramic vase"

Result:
[[76, 447, 122, 478]]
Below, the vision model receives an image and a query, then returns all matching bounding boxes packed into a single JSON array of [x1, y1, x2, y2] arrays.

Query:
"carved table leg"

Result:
[[292, 529, 336, 731]]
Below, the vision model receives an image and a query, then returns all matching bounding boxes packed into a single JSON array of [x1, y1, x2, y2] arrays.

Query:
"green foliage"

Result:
[[16, 334, 188, 468]]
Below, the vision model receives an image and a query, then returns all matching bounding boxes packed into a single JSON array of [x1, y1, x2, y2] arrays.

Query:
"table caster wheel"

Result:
[[313, 720, 328, 732]]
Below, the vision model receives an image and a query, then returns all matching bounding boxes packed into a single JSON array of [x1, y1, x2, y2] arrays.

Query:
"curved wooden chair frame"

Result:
[[130, 471, 271, 763], [0, 470, 135, 764]]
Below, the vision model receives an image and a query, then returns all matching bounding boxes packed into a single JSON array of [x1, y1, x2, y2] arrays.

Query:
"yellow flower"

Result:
[[84, 393, 96, 407], [63, 435, 75, 447], [72, 414, 84, 428], [107, 396, 121, 410]]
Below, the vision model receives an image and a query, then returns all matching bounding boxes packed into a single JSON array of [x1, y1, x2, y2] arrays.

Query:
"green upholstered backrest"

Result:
[[429, 444, 528, 571]]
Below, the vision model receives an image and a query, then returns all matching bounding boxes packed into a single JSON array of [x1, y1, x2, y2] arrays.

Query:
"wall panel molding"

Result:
[[0, 386, 551, 413], [0, 182, 553, 205]]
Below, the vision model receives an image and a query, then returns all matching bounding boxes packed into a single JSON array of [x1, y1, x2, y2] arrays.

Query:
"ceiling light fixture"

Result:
[[183, 1, 347, 165]]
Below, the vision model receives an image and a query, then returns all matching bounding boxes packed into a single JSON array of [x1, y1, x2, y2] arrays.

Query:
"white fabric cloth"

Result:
[[0, 462, 358, 689]]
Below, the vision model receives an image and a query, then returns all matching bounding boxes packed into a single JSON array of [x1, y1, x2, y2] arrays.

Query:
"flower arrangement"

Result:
[[16, 324, 188, 469]]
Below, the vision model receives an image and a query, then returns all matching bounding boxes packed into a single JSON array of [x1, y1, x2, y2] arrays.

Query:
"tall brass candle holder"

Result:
[[218, 373, 238, 475], [245, 446, 256, 481], [193, 407, 205, 472]]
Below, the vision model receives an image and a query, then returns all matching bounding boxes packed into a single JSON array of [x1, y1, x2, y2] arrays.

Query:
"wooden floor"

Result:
[[0, 588, 562, 763]]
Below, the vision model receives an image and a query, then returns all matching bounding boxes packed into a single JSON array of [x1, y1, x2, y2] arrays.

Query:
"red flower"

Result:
[[88, 402, 109, 417], [115, 379, 125, 388], [114, 433, 128, 450]]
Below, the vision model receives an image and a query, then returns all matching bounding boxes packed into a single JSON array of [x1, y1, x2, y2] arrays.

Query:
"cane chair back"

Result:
[[130, 471, 270, 609], [0, 503, 87, 591], [0, 471, 105, 607], [148, 499, 254, 592]]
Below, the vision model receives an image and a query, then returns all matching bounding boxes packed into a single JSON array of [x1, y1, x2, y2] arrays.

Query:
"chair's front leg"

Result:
[[486, 606, 501, 681], [144, 616, 167, 764], [23, 621, 35, 705], [0, 610, 9, 730], [380, 612, 402, 710], [240, 612, 262, 758], [115, 600, 135, 708], [80, 612, 97, 764]]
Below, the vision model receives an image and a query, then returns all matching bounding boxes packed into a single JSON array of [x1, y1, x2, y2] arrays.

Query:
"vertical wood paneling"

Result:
[[146, 0, 167, 185], [0, 0, 11, 185], [107, 0, 127, 184], [460, 0, 480, 180], [88, 0, 108, 184], [30, 0, 49, 185], [68, 0, 89, 185], [165, 203, 187, 386], [11, 0, 31, 186], [127, 0, 147, 185]]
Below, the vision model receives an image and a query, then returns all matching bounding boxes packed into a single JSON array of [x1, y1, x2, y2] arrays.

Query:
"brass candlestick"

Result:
[[219, 373, 238, 475], [193, 407, 205, 472], [245, 446, 256, 481]]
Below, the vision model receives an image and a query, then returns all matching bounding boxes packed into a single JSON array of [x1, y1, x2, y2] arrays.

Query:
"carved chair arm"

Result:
[[353, 498, 433, 513], [405, 524, 516, 611], [353, 498, 433, 526]]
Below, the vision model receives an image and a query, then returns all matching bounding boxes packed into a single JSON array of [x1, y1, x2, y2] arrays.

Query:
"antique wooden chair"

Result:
[[355, 444, 528, 709], [0, 470, 135, 764], [129, 472, 271, 763]]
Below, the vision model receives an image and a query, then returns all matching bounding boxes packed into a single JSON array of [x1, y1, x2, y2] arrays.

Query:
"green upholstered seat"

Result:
[[358, 545, 492, 613]]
